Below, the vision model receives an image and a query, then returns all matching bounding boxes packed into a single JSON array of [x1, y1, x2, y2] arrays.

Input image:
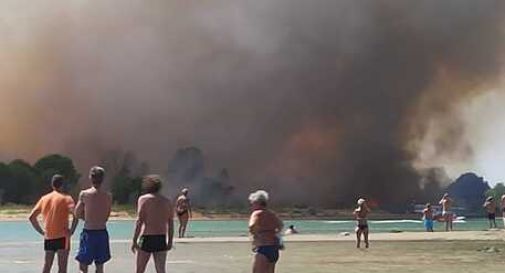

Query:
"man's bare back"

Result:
[[75, 187, 112, 230], [138, 193, 173, 235]]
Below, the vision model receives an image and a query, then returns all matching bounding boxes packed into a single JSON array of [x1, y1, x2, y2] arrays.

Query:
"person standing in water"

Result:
[[132, 175, 174, 273], [75, 166, 112, 273], [29, 174, 78, 273], [175, 188, 192, 238], [483, 196, 497, 229], [248, 190, 284, 273], [354, 198, 370, 248], [439, 193, 454, 231], [422, 203, 434, 232]]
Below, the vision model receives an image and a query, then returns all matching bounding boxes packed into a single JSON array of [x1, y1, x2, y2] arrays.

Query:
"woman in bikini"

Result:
[[175, 188, 192, 238], [354, 198, 370, 248], [248, 190, 284, 273]]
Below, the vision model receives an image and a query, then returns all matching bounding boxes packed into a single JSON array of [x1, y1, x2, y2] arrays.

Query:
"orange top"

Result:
[[32, 191, 75, 240]]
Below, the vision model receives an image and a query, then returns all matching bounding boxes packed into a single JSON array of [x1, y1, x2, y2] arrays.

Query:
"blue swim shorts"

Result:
[[76, 229, 111, 265], [424, 219, 434, 230]]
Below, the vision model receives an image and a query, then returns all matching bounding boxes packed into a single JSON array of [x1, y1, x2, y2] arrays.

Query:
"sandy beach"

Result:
[[3, 231, 505, 273]]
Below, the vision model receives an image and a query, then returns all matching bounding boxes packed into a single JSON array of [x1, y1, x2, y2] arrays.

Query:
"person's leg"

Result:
[[153, 251, 167, 273], [177, 216, 183, 238], [180, 214, 189, 238], [355, 229, 362, 248], [136, 250, 151, 273], [96, 263, 104, 273], [364, 228, 369, 248], [267, 262, 276, 273], [43, 251, 56, 273], [79, 263, 88, 273], [56, 249, 69, 273], [252, 253, 270, 273], [449, 217, 453, 231]]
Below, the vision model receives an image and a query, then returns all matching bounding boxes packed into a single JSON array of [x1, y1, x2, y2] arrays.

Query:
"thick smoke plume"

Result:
[[0, 0, 504, 206]]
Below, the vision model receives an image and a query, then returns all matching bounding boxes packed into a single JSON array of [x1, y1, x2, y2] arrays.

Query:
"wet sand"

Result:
[[3, 231, 505, 273]]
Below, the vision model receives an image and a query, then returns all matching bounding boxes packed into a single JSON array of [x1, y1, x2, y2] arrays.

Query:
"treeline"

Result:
[[0, 153, 146, 205], [0, 154, 80, 204]]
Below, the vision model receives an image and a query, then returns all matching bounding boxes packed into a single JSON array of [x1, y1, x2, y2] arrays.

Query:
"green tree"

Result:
[[33, 154, 80, 195], [0, 162, 13, 204], [8, 160, 39, 203], [112, 174, 142, 204], [102, 150, 148, 204], [486, 183, 505, 203]]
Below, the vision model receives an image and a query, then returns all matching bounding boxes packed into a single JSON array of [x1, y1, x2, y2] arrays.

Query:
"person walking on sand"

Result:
[[439, 193, 454, 231], [175, 188, 192, 238], [132, 175, 174, 273], [354, 198, 370, 248], [422, 203, 434, 232], [483, 196, 497, 229], [74, 166, 112, 273], [29, 174, 78, 273], [249, 190, 284, 273]]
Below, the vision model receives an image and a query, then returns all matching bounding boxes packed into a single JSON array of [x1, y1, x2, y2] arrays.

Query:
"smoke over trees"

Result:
[[0, 0, 504, 207]]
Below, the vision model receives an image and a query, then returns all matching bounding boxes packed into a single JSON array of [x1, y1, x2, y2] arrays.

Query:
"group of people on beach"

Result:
[[28, 166, 285, 273], [421, 193, 455, 232], [421, 192, 505, 233]]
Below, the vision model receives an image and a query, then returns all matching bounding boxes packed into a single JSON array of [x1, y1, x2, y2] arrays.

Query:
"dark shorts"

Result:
[[357, 224, 368, 230], [177, 210, 188, 217], [76, 229, 111, 265], [44, 237, 66, 252], [488, 213, 496, 220], [139, 235, 168, 253], [254, 245, 280, 263]]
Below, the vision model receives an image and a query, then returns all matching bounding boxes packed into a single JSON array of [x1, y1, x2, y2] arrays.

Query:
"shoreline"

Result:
[[0, 206, 424, 221]]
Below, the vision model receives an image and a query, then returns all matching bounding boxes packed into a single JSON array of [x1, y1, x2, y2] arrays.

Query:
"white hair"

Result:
[[248, 190, 269, 204]]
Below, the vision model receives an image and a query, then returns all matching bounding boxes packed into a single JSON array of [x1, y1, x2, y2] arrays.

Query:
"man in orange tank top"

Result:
[[29, 174, 79, 273]]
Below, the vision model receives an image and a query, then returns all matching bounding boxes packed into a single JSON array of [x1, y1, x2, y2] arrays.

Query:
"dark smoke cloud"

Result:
[[0, 0, 504, 206]]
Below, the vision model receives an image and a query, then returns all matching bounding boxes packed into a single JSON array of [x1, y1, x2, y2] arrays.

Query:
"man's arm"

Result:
[[74, 191, 85, 220], [276, 215, 284, 233], [248, 211, 258, 234], [70, 213, 79, 235], [106, 193, 113, 219], [188, 199, 192, 218], [68, 197, 79, 235], [131, 197, 144, 253], [28, 206, 44, 236]]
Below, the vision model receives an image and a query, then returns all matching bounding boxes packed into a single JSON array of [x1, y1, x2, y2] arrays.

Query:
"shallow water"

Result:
[[0, 218, 498, 245]]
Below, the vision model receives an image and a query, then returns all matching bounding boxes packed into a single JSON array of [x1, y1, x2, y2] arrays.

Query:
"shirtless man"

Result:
[[248, 190, 283, 273], [29, 174, 78, 273], [353, 198, 370, 248], [75, 166, 112, 273], [175, 188, 192, 238], [422, 203, 434, 232], [483, 196, 497, 229], [132, 175, 174, 273], [439, 193, 454, 231]]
